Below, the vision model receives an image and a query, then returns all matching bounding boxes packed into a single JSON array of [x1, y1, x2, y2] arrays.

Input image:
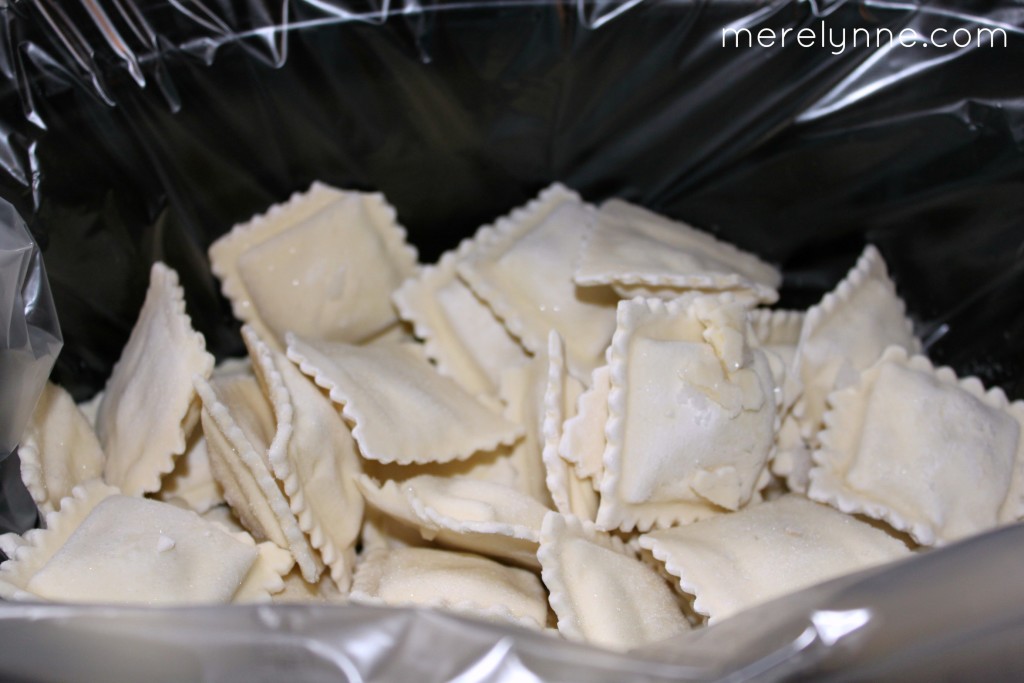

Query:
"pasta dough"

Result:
[[356, 474, 546, 569], [792, 245, 919, 440], [18, 382, 105, 515], [393, 232, 530, 397]]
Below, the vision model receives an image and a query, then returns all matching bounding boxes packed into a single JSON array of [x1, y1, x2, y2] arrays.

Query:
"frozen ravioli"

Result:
[[209, 182, 418, 349], [539, 512, 689, 650], [0, 480, 291, 605], [456, 184, 618, 379], [639, 495, 911, 622], [96, 263, 214, 497], [195, 365, 323, 583], [155, 430, 222, 514], [356, 474, 547, 569], [559, 363, 610, 486], [393, 233, 530, 397], [156, 349, 247, 514], [597, 294, 777, 532], [351, 546, 548, 629], [244, 326, 364, 590], [792, 245, 919, 441], [286, 334, 522, 465], [808, 347, 1024, 546], [19, 382, 105, 515], [493, 355, 555, 507], [749, 307, 804, 412], [541, 332, 598, 521], [576, 199, 781, 303], [272, 570, 347, 604]]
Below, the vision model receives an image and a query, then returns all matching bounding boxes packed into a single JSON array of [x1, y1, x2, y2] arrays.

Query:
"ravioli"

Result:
[[356, 474, 547, 569], [19, 382, 105, 515], [195, 370, 323, 583], [558, 364, 610, 487], [155, 359, 246, 513], [286, 334, 522, 465], [541, 332, 598, 521], [209, 182, 418, 349], [639, 495, 911, 622], [351, 546, 548, 629], [792, 245, 919, 441], [597, 294, 777, 532], [456, 184, 618, 379], [494, 357, 556, 507], [0, 480, 290, 605], [96, 263, 215, 497], [393, 234, 530, 397], [575, 199, 781, 303], [808, 347, 1024, 546], [538, 512, 689, 650], [245, 326, 364, 590]]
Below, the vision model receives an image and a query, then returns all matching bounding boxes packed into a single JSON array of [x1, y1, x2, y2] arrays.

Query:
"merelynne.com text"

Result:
[[722, 23, 1008, 56]]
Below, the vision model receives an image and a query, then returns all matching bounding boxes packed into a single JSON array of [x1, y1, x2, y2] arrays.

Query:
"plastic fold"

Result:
[[0, 0, 1022, 681]]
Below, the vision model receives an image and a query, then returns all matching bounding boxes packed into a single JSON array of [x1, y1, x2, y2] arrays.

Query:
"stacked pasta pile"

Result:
[[2, 183, 1020, 651]]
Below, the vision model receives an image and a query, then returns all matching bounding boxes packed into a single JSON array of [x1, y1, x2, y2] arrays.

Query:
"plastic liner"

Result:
[[0, 199, 61, 460], [1, 525, 1023, 682], [0, 0, 1023, 680], [0, 0, 1021, 402], [0, 198, 59, 536]]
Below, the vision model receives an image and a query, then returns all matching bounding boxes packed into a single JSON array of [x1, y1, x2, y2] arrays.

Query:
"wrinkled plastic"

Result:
[[0, 198, 59, 537], [0, 0, 1023, 680], [0, 199, 61, 461], [1, 525, 1023, 681]]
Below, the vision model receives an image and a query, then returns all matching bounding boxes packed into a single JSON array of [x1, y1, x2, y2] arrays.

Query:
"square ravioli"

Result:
[[356, 474, 546, 569], [19, 382, 105, 515], [494, 356, 556, 507], [244, 327, 364, 590], [0, 482, 258, 605], [96, 262, 214, 497], [597, 295, 777, 532], [559, 363, 610, 486], [351, 546, 548, 629], [749, 308, 804, 412], [792, 245, 919, 439], [639, 495, 911, 622], [286, 335, 522, 465], [541, 332, 598, 521], [195, 368, 323, 583], [209, 182, 418, 349], [456, 183, 618, 379], [538, 512, 689, 651], [392, 234, 530, 397], [575, 199, 781, 303], [808, 347, 1024, 546]]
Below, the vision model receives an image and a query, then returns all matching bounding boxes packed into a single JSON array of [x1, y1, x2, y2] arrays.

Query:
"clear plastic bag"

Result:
[[0, 1, 1022, 680], [0, 199, 60, 534]]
